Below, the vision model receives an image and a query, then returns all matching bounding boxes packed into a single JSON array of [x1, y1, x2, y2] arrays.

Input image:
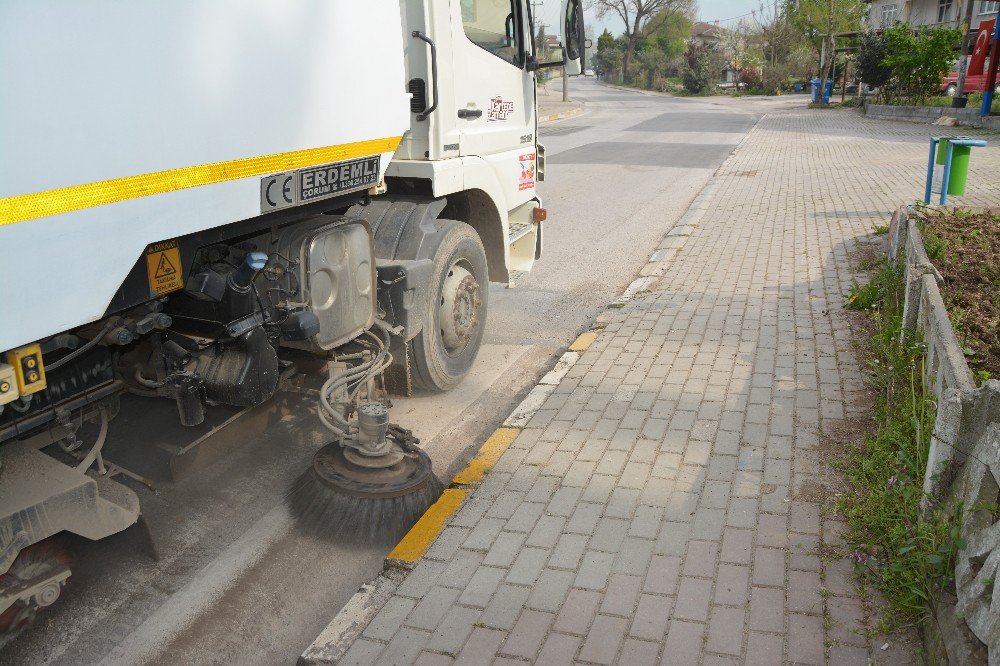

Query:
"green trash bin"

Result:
[[935, 138, 972, 196]]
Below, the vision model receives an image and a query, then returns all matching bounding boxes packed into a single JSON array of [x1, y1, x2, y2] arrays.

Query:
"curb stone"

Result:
[[537, 105, 585, 124], [297, 569, 406, 666], [297, 107, 764, 666]]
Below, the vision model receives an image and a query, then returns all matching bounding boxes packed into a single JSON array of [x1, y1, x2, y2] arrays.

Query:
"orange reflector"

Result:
[[532, 207, 548, 223]]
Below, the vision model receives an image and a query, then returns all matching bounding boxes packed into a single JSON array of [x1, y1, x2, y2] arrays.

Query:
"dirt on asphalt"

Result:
[[919, 207, 1000, 381]]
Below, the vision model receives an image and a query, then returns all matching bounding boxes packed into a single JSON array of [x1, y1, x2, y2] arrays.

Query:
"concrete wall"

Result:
[[865, 101, 1000, 129], [888, 206, 999, 663]]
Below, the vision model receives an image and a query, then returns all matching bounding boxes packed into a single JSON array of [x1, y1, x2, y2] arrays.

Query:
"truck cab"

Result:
[[394, 0, 583, 283]]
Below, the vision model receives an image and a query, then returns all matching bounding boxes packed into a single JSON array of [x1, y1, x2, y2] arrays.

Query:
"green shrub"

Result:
[[856, 30, 893, 93], [882, 24, 963, 105], [682, 41, 722, 94]]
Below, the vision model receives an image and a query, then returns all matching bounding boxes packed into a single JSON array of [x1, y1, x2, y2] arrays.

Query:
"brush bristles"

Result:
[[286, 468, 445, 546]]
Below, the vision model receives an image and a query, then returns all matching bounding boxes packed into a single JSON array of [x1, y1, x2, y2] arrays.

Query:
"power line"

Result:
[[702, 9, 758, 24]]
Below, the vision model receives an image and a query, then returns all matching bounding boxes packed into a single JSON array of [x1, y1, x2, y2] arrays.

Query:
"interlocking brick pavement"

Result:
[[331, 109, 1000, 664]]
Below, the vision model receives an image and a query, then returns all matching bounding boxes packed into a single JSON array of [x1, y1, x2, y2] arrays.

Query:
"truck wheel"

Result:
[[946, 84, 957, 97], [412, 222, 488, 392]]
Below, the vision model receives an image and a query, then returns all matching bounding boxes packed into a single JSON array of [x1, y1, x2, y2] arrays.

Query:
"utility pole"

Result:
[[563, 65, 569, 101], [773, 0, 779, 69], [530, 1, 543, 42], [953, 0, 976, 107]]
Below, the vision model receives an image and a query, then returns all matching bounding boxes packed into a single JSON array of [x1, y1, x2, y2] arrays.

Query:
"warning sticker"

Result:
[[146, 239, 184, 295], [518, 153, 536, 191]]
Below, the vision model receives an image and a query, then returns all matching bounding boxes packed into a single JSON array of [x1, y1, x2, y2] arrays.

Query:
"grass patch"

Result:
[[922, 92, 986, 108], [841, 260, 966, 628], [808, 101, 857, 110]]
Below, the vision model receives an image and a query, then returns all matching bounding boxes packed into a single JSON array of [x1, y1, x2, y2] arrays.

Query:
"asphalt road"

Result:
[[7, 79, 792, 665]]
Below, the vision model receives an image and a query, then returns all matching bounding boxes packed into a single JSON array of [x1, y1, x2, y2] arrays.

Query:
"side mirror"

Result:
[[563, 0, 585, 75]]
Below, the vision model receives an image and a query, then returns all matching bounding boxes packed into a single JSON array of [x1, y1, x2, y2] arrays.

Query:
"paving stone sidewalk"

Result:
[[334, 111, 1000, 665], [537, 80, 585, 122]]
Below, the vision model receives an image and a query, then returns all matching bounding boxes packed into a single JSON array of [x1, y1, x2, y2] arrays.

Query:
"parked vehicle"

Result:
[[0, 0, 585, 644]]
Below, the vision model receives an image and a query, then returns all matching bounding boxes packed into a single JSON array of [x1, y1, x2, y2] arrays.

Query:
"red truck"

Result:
[[940, 18, 1000, 96]]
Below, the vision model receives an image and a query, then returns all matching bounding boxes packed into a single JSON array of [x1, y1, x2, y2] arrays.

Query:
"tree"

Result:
[[683, 40, 723, 94], [855, 30, 892, 94], [881, 23, 963, 104], [718, 19, 755, 91], [535, 23, 549, 58], [744, 2, 807, 93], [633, 9, 692, 87], [597, 27, 616, 53], [645, 8, 691, 61], [788, 0, 865, 99], [595, 28, 624, 81], [591, 0, 696, 81]]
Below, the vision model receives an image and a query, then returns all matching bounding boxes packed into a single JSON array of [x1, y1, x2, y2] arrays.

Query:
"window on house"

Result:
[[461, 0, 522, 66], [981, 1, 999, 14], [881, 3, 900, 25], [938, 0, 954, 22]]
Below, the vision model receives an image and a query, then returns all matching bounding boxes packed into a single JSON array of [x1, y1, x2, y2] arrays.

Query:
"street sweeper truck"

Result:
[[0, 0, 586, 641]]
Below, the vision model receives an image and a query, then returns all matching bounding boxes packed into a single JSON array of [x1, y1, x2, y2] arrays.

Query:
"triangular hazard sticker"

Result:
[[154, 253, 177, 279]]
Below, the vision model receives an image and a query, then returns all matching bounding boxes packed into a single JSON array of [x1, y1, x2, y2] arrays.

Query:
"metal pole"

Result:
[[562, 66, 568, 101], [841, 58, 848, 103], [954, 0, 976, 106], [940, 140, 955, 206], [924, 138, 938, 205]]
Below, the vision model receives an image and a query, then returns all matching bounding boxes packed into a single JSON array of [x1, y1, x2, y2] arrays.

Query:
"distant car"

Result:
[[584, 69, 594, 77], [941, 74, 1000, 97]]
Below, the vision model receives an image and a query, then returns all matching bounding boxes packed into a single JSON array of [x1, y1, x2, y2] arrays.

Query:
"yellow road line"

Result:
[[569, 331, 597, 352], [386, 426, 524, 567], [387, 488, 467, 566], [0, 136, 402, 226], [451, 427, 521, 486]]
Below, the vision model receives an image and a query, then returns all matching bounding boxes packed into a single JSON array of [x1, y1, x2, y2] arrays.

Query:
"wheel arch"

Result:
[[439, 189, 507, 283], [384, 158, 514, 283]]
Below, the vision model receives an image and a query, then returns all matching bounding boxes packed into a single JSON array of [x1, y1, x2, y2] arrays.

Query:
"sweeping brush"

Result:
[[287, 440, 444, 546]]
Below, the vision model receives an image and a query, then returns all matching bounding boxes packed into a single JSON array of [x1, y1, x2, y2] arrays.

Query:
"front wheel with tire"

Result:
[[412, 221, 489, 392], [945, 84, 957, 97]]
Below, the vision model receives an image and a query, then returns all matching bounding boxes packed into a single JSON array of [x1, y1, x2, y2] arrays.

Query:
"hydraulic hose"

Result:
[[316, 322, 394, 439], [46, 321, 116, 371]]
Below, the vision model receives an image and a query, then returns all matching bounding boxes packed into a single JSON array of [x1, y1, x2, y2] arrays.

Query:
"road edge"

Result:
[[537, 105, 586, 124]]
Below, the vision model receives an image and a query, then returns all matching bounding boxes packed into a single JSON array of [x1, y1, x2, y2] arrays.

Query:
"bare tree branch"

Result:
[[590, 0, 695, 79]]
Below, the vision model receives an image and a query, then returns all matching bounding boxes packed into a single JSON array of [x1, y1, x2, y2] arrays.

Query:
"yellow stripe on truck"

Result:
[[0, 136, 403, 226]]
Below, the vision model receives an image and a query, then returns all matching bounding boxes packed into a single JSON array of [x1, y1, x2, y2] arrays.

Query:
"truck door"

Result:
[[452, 0, 534, 160]]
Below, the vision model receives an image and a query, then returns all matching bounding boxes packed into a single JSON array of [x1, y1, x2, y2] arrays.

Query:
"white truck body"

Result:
[[0, 0, 409, 351]]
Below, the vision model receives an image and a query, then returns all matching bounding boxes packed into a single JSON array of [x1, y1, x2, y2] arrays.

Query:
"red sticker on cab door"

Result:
[[519, 153, 535, 191]]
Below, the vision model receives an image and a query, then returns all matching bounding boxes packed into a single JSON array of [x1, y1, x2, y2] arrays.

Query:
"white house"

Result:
[[867, 0, 998, 29]]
